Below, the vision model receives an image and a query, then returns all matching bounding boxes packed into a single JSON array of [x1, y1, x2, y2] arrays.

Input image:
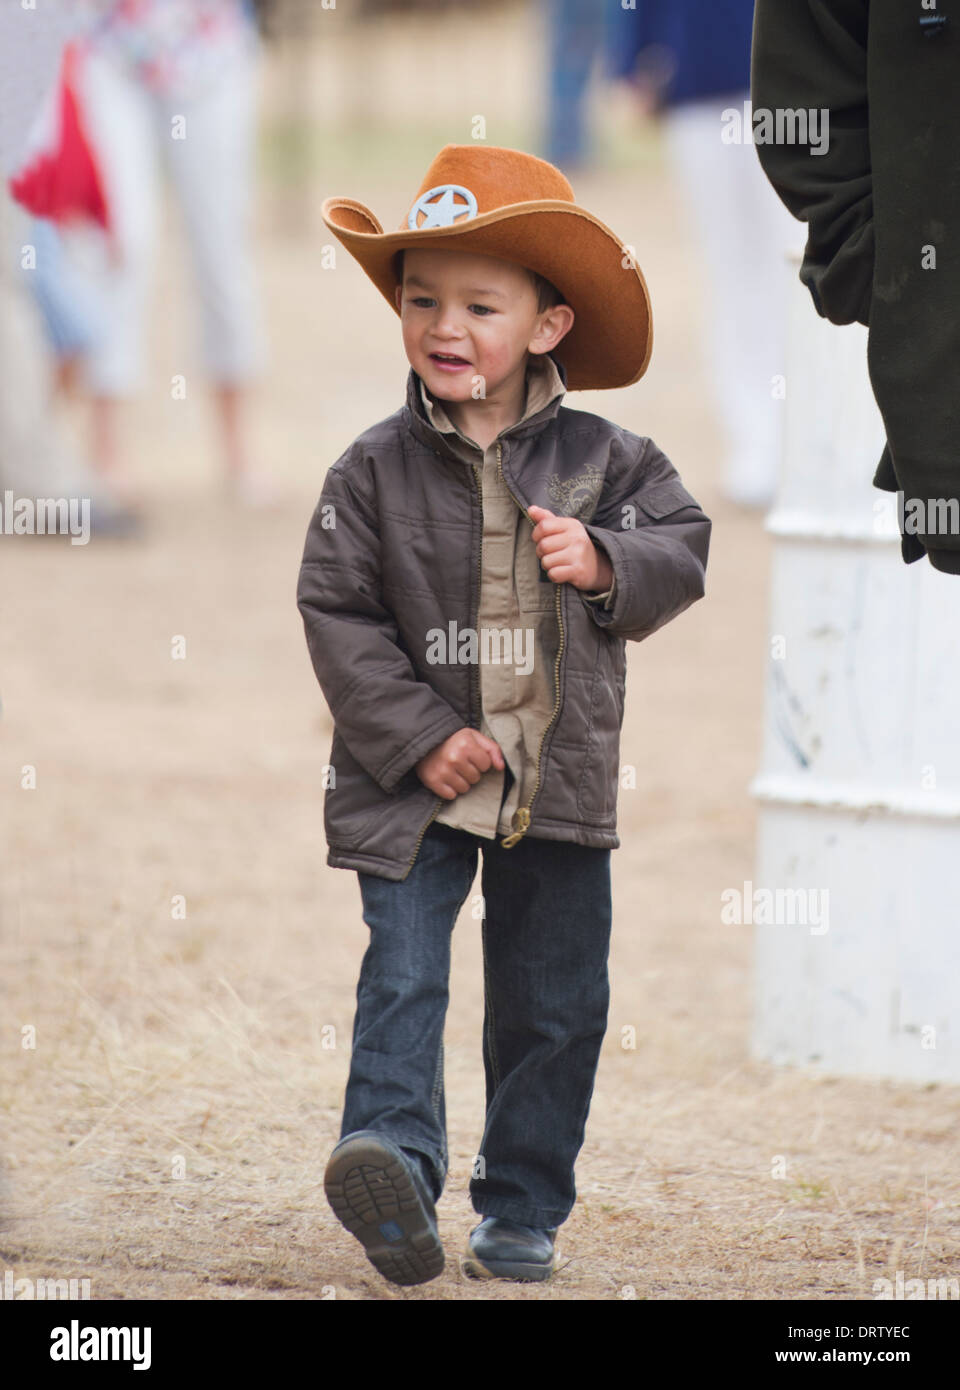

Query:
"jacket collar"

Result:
[[403, 352, 567, 463]]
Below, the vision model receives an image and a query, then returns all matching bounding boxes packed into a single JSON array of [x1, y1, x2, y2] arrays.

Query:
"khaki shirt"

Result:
[[420, 354, 616, 839]]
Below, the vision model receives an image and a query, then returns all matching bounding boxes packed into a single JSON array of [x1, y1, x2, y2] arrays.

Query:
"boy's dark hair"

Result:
[[393, 250, 566, 313], [529, 270, 567, 312]]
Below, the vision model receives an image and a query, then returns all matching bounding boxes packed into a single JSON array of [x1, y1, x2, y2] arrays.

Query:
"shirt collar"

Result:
[[417, 352, 566, 445]]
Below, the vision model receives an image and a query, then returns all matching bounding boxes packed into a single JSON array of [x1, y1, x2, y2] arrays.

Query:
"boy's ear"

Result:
[[529, 303, 575, 356], [394, 282, 403, 312]]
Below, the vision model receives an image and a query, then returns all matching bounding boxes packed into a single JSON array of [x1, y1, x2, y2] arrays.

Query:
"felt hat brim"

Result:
[[321, 195, 653, 392]]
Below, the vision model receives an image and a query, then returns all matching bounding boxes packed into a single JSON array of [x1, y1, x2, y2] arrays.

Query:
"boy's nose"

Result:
[[431, 307, 467, 338]]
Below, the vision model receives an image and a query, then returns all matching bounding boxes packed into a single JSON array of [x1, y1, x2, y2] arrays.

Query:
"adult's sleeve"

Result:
[[297, 457, 466, 794], [577, 435, 712, 644], [751, 0, 873, 326]]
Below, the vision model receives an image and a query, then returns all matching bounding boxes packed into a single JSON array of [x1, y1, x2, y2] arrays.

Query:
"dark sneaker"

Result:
[[462, 1216, 558, 1282], [323, 1131, 444, 1286]]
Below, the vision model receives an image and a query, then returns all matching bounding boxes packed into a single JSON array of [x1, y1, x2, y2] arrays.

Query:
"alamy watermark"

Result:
[[897, 492, 960, 538], [874, 1271, 959, 1300], [2, 1268, 92, 1299], [50, 1321, 151, 1370], [721, 101, 830, 157], [720, 879, 829, 935], [426, 622, 534, 677], [0, 492, 90, 545]]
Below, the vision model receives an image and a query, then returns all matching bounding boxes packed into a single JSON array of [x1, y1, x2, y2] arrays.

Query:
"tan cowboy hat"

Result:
[[320, 144, 653, 392]]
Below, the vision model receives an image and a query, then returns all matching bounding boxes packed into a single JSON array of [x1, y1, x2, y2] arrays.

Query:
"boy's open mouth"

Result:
[[429, 352, 471, 369]]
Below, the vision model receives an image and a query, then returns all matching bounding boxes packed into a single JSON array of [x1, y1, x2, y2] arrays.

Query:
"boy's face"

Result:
[[394, 247, 573, 403]]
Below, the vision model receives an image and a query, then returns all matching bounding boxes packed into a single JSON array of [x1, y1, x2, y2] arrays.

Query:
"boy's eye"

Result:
[[407, 297, 494, 315]]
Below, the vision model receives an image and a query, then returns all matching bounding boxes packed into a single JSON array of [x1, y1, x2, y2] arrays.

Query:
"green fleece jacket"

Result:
[[752, 0, 960, 574]]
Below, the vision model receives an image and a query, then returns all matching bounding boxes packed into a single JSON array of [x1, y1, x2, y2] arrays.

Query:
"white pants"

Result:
[[663, 94, 806, 505], [62, 42, 266, 396]]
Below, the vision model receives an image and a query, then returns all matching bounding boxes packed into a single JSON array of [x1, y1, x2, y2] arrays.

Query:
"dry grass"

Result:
[[2, 14, 959, 1301]]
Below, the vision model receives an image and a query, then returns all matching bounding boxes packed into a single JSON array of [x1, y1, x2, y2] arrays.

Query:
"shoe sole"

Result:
[[324, 1135, 444, 1287], [461, 1252, 556, 1282]]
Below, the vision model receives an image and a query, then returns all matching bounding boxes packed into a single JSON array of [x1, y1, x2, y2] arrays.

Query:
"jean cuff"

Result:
[[469, 1192, 569, 1229]]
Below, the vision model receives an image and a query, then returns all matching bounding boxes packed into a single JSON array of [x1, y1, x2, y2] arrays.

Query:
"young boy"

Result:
[[297, 144, 711, 1286]]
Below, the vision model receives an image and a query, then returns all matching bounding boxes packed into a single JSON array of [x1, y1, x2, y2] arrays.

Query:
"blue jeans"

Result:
[[340, 817, 613, 1230], [543, 0, 605, 168]]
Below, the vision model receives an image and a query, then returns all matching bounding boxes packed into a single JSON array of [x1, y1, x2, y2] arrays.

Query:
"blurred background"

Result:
[[1, 0, 801, 515], [6, 2, 951, 1306]]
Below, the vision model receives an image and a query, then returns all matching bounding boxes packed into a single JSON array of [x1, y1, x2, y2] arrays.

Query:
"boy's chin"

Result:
[[416, 364, 476, 400]]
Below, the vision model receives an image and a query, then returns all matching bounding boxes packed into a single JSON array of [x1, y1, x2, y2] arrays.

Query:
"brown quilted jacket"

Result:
[[297, 360, 712, 881]]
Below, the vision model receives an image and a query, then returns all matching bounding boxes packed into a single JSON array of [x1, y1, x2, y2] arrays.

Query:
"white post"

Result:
[[748, 252, 960, 1082]]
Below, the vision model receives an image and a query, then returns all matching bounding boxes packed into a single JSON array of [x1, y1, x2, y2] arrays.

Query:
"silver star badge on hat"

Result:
[[407, 184, 479, 230]]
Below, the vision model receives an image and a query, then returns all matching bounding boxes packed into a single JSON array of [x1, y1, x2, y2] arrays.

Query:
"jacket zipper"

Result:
[[469, 463, 484, 727], [496, 442, 566, 849], [400, 457, 485, 881], [400, 795, 441, 881]]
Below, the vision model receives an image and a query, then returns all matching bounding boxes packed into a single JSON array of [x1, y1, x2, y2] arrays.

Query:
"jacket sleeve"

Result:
[[577, 435, 712, 643], [581, 574, 617, 610], [297, 455, 466, 794], [751, 0, 873, 326]]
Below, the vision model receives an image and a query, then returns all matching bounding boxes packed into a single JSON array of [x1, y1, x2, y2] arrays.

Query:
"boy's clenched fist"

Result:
[[528, 505, 614, 593], [416, 728, 505, 800]]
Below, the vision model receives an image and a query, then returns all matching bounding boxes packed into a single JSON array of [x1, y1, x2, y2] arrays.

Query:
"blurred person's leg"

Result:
[[543, 0, 604, 171], [1, 196, 140, 534], [64, 47, 161, 504], [663, 93, 803, 508], [0, 199, 85, 497], [160, 44, 268, 500], [24, 218, 104, 391]]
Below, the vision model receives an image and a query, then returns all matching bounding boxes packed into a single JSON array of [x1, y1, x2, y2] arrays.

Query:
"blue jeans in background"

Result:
[[340, 817, 613, 1230], [543, 0, 606, 169]]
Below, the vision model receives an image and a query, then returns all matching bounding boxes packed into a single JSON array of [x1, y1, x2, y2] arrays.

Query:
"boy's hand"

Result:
[[415, 728, 505, 800], [527, 505, 614, 593]]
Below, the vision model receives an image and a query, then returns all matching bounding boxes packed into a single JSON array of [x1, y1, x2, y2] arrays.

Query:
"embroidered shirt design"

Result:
[[545, 461, 605, 520]]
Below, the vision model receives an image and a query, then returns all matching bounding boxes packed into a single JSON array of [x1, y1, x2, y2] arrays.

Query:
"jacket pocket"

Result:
[[323, 729, 396, 848], [576, 636, 625, 819], [636, 478, 701, 521]]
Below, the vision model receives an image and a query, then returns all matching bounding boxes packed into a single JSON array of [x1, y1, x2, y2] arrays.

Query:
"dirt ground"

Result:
[[2, 8, 958, 1302]]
